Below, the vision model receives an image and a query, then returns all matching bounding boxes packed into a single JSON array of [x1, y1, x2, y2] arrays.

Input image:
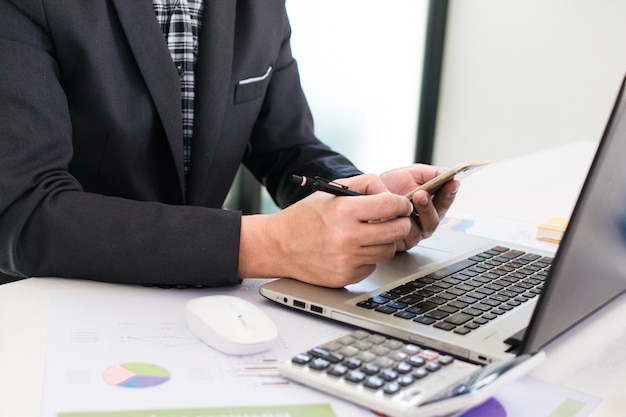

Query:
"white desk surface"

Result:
[[2, 141, 625, 417], [450, 141, 598, 224]]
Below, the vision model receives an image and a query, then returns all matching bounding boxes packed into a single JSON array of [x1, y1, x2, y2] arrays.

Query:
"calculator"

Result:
[[280, 329, 542, 417]]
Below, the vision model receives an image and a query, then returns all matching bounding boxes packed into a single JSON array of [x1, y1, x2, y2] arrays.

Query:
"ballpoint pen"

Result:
[[291, 174, 420, 220], [290, 175, 362, 196]]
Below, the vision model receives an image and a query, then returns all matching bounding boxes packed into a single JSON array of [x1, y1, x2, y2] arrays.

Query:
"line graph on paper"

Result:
[[116, 321, 201, 348]]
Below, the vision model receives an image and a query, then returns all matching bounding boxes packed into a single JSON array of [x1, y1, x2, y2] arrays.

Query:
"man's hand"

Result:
[[380, 164, 460, 251], [239, 174, 414, 287]]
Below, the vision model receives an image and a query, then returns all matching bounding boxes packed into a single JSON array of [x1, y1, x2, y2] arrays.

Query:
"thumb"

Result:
[[338, 174, 388, 195]]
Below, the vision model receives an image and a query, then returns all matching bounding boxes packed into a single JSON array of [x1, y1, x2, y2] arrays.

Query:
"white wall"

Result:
[[433, 0, 626, 167], [285, 0, 428, 174]]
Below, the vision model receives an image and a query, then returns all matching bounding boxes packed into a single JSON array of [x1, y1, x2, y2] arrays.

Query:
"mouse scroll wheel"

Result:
[[238, 314, 255, 329]]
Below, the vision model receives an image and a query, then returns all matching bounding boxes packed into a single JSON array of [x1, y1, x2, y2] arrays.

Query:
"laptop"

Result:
[[261, 76, 626, 368]]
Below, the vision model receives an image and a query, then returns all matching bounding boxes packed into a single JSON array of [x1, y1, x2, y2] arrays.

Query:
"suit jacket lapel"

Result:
[[110, 0, 186, 196], [186, 0, 237, 204]]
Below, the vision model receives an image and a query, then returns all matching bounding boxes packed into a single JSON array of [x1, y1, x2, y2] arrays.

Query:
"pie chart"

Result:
[[103, 362, 171, 388]]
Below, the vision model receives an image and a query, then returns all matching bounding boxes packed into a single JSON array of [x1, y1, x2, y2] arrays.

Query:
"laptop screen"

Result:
[[521, 77, 626, 354]]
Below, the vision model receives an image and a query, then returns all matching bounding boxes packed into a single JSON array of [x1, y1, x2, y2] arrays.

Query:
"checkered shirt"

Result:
[[152, 0, 204, 185]]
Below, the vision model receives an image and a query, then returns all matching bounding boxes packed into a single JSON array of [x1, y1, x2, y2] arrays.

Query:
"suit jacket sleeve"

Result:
[[0, 0, 361, 286]]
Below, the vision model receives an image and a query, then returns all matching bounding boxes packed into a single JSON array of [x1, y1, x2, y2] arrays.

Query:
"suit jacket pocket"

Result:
[[235, 66, 273, 103]]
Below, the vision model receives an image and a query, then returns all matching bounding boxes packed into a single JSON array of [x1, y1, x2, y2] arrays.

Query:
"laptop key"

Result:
[[394, 310, 417, 320], [426, 258, 477, 280], [444, 312, 473, 325], [434, 322, 456, 331], [406, 301, 437, 314], [357, 299, 380, 309], [390, 284, 416, 295], [520, 253, 541, 262], [481, 298, 501, 307], [425, 310, 449, 320], [484, 246, 503, 253], [471, 303, 493, 312], [448, 300, 469, 309], [414, 316, 436, 325], [428, 296, 448, 305], [439, 305, 460, 314], [378, 291, 400, 300], [397, 294, 424, 305], [458, 295, 478, 304], [455, 283, 474, 292], [375, 305, 398, 314], [437, 292, 457, 301], [387, 301, 409, 309], [463, 308, 483, 316], [501, 249, 525, 259]]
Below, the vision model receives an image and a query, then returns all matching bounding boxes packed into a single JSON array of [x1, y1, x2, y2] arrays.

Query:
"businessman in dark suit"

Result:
[[0, 0, 459, 287]]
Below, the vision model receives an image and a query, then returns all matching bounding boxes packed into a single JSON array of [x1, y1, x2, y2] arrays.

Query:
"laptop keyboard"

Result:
[[281, 329, 480, 416], [356, 246, 552, 335]]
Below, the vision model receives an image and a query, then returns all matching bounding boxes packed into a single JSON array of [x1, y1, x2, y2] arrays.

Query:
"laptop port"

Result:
[[310, 304, 323, 314]]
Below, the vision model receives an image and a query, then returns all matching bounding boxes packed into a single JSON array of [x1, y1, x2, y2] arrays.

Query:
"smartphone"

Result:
[[404, 158, 490, 199]]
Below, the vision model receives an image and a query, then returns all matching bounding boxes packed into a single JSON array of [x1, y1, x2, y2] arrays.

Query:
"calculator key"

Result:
[[383, 381, 401, 395], [328, 364, 349, 377], [364, 375, 385, 390], [407, 355, 425, 367], [309, 357, 330, 370], [345, 369, 367, 383], [291, 353, 312, 365], [426, 362, 442, 372], [439, 355, 455, 366]]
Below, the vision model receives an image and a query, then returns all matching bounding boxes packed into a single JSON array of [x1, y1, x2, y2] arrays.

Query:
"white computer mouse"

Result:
[[185, 295, 278, 356]]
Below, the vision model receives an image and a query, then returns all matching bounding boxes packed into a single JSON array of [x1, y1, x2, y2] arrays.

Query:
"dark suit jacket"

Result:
[[0, 0, 360, 286]]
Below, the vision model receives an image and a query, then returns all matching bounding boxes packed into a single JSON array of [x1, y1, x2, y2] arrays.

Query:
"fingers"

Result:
[[344, 215, 413, 248], [411, 191, 438, 238], [352, 193, 413, 224], [431, 179, 460, 218], [305, 244, 396, 288], [337, 173, 389, 196], [395, 179, 460, 252], [380, 164, 446, 196], [282, 232, 397, 288]]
